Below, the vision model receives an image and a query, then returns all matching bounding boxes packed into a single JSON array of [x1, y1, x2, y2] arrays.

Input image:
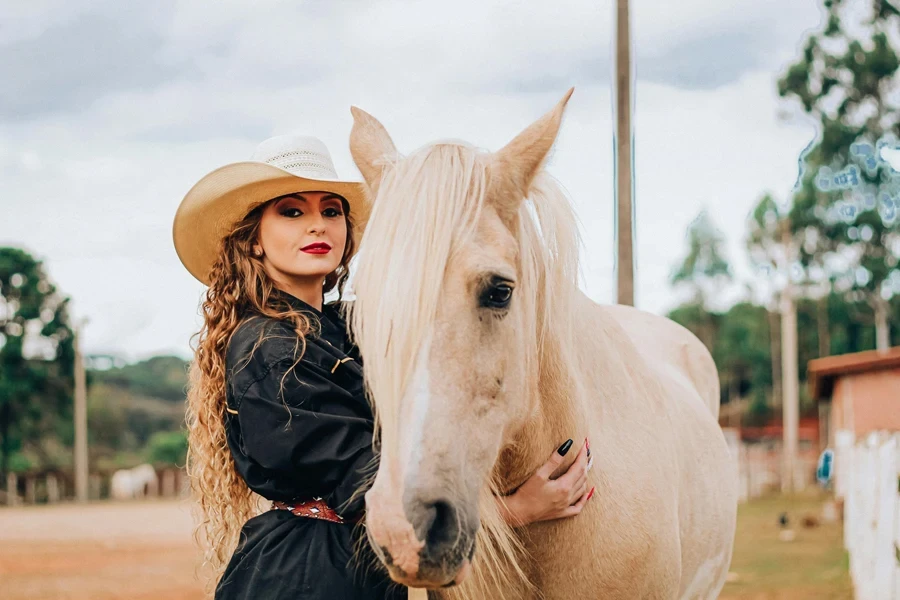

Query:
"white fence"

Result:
[[721, 428, 818, 502], [3, 467, 189, 506], [836, 431, 900, 600]]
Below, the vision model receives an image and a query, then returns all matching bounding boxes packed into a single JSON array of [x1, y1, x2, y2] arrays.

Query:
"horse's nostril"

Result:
[[422, 499, 458, 548]]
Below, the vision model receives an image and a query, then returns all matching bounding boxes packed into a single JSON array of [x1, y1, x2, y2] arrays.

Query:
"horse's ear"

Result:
[[489, 88, 574, 222], [350, 106, 401, 195]]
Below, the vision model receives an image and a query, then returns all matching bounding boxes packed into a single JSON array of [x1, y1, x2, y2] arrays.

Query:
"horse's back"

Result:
[[594, 301, 720, 419]]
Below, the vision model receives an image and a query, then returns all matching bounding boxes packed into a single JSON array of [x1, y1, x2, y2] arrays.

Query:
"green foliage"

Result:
[[87, 383, 128, 450], [667, 292, 898, 413], [745, 391, 772, 428], [145, 430, 188, 466], [777, 1, 900, 344], [0, 248, 190, 474], [668, 300, 721, 360], [92, 355, 189, 403], [670, 210, 733, 308], [7, 452, 33, 473], [668, 210, 733, 357], [0, 247, 75, 477], [714, 302, 773, 395], [87, 382, 185, 462]]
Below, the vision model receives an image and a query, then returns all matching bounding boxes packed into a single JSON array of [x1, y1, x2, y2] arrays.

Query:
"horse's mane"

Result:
[[349, 141, 584, 599]]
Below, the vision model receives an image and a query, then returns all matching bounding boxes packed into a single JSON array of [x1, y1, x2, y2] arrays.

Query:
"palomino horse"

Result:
[[347, 89, 738, 599]]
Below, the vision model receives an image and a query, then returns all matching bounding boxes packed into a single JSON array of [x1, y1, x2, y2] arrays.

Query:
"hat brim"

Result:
[[173, 161, 370, 286]]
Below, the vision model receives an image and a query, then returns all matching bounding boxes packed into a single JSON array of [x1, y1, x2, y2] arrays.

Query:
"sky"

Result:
[[0, 0, 827, 361]]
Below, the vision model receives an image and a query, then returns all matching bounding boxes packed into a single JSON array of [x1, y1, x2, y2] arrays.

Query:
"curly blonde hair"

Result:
[[185, 196, 356, 594]]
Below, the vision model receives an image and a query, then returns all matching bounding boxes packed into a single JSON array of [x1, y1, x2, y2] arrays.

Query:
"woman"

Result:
[[173, 134, 594, 600]]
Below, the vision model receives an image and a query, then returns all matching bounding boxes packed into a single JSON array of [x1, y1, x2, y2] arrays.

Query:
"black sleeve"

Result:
[[234, 353, 376, 516]]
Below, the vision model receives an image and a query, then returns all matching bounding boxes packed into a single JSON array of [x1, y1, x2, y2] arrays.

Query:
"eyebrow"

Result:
[[274, 193, 344, 206]]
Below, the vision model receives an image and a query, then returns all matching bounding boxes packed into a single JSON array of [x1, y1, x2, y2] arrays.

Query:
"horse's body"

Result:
[[347, 89, 738, 599], [495, 295, 736, 599]]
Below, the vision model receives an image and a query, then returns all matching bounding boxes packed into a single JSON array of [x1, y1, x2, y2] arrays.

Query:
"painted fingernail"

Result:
[[557, 439, 574, 456], [586, 486, 596, 501], [587, 455, 594, 471], [586, 437, 591, 457]]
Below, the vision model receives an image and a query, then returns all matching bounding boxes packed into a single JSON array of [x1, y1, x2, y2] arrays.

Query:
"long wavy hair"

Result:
[[185, 195, 356, 594]]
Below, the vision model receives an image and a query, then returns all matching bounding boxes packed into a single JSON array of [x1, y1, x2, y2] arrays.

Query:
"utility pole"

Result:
[[780, 220, 799, 494], [615, 0, 635, 307], [74, 319, 89, 503]]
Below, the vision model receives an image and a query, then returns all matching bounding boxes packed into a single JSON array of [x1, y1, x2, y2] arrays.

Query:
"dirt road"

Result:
[[0, 494, 850, 599], [0, 500, 205, 600]]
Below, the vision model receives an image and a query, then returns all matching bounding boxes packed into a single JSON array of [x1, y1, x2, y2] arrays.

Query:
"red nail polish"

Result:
[[587, 486, 596, 501]]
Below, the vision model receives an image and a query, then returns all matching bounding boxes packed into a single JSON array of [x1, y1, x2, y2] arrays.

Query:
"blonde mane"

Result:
[[348, 141, 585, 598]]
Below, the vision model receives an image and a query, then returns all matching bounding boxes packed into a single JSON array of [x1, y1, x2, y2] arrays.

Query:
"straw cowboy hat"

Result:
[[173, 134, 369, 285]]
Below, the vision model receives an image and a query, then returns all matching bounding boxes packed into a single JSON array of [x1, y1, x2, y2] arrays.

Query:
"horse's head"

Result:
[[348, 90, 574, 589]]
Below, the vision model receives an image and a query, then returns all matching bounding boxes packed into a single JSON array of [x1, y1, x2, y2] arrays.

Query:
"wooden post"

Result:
[[768, 306, 782, 409], [781, 220, 799, 494], [6, 473, 18, 506], [178, 469, 190, 497], [89, 474, 102, 500], [46, 474, 59, 503], [74, 320, 89, 503], [25, 476, 36, 504], [614, 0, 635, 306], [148, 469, 159, 498], [162, 469, 176, 498]]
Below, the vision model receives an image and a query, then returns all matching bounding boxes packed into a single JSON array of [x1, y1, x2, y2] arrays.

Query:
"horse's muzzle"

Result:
[[366, 489, 478, 588], [409, 496, 477, 585]]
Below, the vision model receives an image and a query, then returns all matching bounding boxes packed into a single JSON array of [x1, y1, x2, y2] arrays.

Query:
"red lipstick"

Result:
[[301, 242, 331, 255]]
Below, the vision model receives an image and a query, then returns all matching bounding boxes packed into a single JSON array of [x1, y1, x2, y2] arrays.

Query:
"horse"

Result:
[[346, 88, 738, 600], [110, 463, 159, 500]]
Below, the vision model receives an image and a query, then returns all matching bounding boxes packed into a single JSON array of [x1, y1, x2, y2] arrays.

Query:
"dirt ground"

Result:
[[0, 495, 851, 599], [0, 499, 205, 600]]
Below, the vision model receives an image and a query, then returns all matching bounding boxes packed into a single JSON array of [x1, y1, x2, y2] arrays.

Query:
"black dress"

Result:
[[215, 290, 406, 600]]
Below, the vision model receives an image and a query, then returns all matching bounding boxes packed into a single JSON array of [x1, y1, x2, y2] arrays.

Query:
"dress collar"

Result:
[[269, 288, 348, 350], [270, 287, 323, 316]]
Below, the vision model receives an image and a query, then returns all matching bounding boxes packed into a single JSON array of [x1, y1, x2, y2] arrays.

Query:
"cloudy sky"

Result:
[[1, 0, 825, 361]]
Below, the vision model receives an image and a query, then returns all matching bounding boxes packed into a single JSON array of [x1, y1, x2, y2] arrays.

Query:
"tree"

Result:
[[669, 210, 733, 351], [92, 355, 189, 403], [0, 247, 75, 477], [145, 430, 188, 467], [778, 0, 900, 349], [671, 209, 733, 306], [714, 302, 773, 408]]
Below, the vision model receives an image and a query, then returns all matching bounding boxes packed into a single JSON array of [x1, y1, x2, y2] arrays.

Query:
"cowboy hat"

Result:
[[173, 134, 369, 285]]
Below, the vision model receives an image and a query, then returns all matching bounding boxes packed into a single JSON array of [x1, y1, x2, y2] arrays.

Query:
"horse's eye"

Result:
[[481, 283, 513, 309]]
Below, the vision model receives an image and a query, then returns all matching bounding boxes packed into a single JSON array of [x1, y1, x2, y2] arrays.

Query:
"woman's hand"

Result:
[[497, 438, 594, 527]]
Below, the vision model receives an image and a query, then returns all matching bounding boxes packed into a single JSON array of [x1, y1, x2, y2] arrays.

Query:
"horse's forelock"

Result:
[[349, 144, 489, 443]]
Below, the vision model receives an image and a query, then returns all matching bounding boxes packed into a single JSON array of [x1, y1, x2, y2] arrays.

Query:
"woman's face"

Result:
[[253, 192, 348, 283]]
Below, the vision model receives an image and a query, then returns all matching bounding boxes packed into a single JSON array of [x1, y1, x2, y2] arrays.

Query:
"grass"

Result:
[[720, 492, 853, 600]]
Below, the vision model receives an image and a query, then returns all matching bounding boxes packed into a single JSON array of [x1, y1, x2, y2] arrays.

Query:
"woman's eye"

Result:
[[480, 283, 513, 309], [323, 208, 343, 218], [281, 208, 303, 218]]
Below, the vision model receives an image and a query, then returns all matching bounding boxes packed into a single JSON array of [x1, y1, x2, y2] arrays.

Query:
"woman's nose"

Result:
[[307, 215, 326, 234]]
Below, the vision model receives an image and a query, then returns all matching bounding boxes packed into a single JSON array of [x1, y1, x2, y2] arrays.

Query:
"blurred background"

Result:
[[1, 0, 898, 598]]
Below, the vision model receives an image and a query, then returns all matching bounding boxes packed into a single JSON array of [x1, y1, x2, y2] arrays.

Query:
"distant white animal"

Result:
[[110, 464, 159, 500]]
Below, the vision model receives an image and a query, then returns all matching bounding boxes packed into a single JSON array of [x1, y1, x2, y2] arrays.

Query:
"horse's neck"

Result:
[[497, 309, 596, 491]]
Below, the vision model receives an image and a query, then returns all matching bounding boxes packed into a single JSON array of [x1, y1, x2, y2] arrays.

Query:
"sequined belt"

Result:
[[271, 498, 355, 525]]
